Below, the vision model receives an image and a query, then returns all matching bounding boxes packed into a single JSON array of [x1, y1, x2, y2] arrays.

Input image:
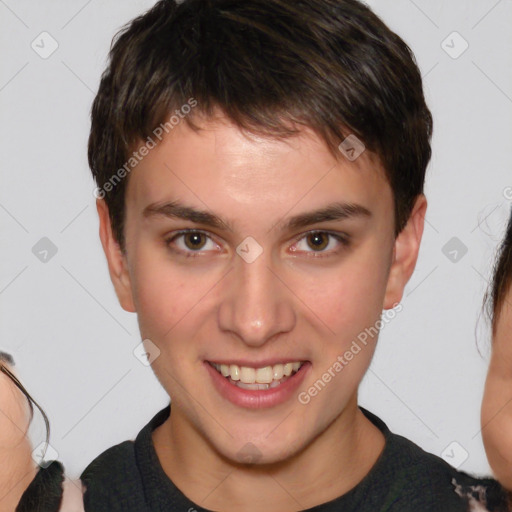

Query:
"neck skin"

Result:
[[152, 393, 385, 512]]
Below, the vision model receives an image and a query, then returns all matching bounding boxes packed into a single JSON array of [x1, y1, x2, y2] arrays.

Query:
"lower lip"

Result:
[[205, 361, 311, 409]]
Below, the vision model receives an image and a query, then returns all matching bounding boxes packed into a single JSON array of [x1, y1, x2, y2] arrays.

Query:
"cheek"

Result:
[[129, 244, 190, 339], [296, 251, 391, 343], [129, 243, 222, 360], [0, 374, 31, 447], [132, 265, 204, 387]]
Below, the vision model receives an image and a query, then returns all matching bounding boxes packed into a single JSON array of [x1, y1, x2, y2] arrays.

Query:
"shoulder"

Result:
[[398, 433, 506, 508], [81, 440, 137, 477], [360, 408, 510, 511], [79, 406, 170, 512], [80, 440, 148, 512]]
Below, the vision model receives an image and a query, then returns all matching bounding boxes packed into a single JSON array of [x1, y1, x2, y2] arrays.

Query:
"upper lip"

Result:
[[207, 359, 308, 368]]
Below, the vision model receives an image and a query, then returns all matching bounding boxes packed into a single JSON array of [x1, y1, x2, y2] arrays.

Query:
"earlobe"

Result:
[[96, 199, 136, 313], [383, 195, 427, 309]]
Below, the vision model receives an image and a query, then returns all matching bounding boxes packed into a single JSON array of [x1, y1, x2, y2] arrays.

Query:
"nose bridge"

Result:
[[218, 247, 295, 346]]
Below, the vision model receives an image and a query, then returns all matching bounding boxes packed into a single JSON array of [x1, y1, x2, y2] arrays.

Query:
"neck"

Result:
[[152, 395, 385, 512]]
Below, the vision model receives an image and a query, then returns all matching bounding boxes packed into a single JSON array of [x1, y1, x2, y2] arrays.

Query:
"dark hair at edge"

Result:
[[486, 207, 512, 336], [0, 355, 51, 458], [0, 354, 62, 510], [88, 0, 433, 250]]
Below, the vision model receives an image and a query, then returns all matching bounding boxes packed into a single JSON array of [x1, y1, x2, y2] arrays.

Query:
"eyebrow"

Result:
[[143, 201, 234, 231], [142, 200, 372, 232]]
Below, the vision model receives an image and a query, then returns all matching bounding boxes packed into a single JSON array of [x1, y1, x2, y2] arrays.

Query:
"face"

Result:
[[98, 114, 425, 464], [481, 282, 512, 488], [0, 363, 31, 448]]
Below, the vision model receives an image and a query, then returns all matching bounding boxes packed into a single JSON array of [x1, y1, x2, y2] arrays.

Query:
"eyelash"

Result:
[[164, 229, 350, 259]]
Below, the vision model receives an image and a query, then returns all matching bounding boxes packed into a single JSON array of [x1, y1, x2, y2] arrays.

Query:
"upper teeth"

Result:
[[211, 362, 303, 384]]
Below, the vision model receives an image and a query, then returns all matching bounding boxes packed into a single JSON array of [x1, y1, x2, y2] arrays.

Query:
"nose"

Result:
[[218, 249, 296, 348]]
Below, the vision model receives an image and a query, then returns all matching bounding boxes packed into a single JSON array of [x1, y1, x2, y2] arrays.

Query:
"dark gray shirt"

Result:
[[80, 404, 510, 511]]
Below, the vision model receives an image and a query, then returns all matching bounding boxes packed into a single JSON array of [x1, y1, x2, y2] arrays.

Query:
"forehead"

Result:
[[125, 115, 392, 226]]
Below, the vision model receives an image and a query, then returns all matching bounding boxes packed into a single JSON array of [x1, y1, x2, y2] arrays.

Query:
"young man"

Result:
[[78, 0, 509, 510]]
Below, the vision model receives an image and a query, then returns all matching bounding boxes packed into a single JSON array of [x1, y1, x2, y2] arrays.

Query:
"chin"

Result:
[[211, 429, 307, 467]]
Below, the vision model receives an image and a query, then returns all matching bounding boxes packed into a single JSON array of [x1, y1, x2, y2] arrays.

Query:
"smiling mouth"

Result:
[[208, 361, 306, 390]]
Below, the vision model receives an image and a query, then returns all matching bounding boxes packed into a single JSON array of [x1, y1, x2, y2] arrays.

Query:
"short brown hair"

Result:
[[88, 0, 433, 249]]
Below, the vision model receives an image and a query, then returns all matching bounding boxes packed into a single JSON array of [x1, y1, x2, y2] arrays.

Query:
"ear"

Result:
[[383, 194, 427, 309], [96, 199, 136, 313]]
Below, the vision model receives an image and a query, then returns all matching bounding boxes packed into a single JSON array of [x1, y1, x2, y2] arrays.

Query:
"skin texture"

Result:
[[60, 478, 86, 511], [0, 364, 38, 511], [482, 287, 512, 490], [98, 114, 426, 511]]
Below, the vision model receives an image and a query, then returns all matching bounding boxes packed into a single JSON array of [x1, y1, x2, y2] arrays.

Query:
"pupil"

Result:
[[309, 233, 327, 251], [186, 233, 205, 249]]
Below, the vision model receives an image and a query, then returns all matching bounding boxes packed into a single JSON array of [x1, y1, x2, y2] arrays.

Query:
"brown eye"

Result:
[[183, 232, 207, 250], [290, 231, 349, 257], [306, 232, 329, 251], [165, 230, 219, 257]]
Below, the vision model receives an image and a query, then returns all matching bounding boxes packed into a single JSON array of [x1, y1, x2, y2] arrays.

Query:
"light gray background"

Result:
[[1, 0, 511, 481]]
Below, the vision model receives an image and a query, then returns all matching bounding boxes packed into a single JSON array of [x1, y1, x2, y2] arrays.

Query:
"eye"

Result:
[[290, 231, 349, 256], [165, 229, 219, 257]]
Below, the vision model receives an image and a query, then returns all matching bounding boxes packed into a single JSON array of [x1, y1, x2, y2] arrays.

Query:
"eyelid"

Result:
[[290, 229, 349, 243]]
